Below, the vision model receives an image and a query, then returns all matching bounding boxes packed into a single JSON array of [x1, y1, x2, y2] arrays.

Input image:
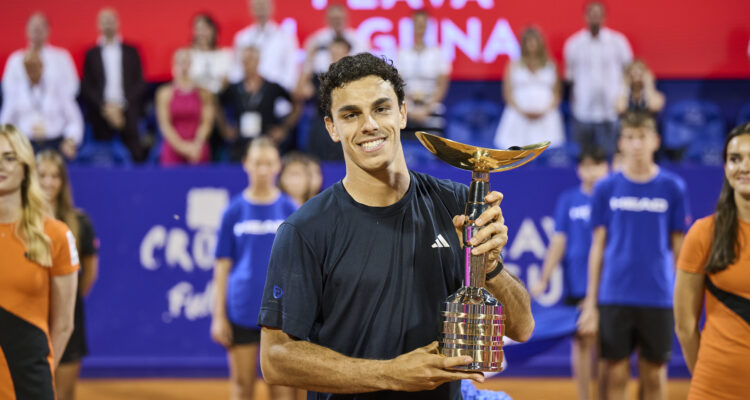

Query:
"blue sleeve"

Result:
[[258, 223, 322, 340], [554, 192, 569, 234], [589, 181, 608, 228], [214, 206, 235, 260], [670, 178, 691, 232]]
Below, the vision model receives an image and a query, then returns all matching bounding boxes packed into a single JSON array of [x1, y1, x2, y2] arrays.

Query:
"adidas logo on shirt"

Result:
[[431, 234, 450, 248]]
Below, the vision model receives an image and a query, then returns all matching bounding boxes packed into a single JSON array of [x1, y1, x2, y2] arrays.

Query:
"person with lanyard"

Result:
[[0, 50, 83, 159], [220, 46, 300, 161], [531, 146, 609, 400], [211, 137, 299, 400], [0, 124, 78, 400], [256, 53, 534, 399], [675, 122, 750, 399], [579, 111, 690, 400]]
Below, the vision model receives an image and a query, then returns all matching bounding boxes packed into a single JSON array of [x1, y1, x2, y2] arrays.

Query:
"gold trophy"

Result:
[[415, 131, 549, 372]]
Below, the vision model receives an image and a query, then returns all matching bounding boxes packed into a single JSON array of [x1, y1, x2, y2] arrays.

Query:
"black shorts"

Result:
[[564, 296, 585, 307], [598, 305, 673, 363], [60, 295, 88, 364], [230, 322, 261, 346]]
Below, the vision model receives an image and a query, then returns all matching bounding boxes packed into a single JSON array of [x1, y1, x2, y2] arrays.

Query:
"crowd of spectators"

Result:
[[1, 1, 747, 167]]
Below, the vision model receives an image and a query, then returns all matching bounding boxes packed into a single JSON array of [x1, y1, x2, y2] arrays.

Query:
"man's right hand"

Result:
[[384, 341, 485, 392], [210, 316, 233, 348]]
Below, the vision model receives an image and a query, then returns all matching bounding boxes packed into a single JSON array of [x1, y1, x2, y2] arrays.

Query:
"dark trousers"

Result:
[[88, 107, 145, 162]]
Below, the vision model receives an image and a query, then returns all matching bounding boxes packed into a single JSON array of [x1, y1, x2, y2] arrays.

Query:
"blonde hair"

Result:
[[36, 150, 80, 244], [0, 124, 52, 266], [520, 27, 549, 68]]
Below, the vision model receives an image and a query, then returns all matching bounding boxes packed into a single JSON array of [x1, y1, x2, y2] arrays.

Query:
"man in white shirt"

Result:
[[230, 0, 299, 91], [2, 13, 79, 100], [304, 4, 370, 76], [396, 10, 451, 137], [564, 1, 632, 157], [0, 51, 83, 159], [80, 8, 147, 162]]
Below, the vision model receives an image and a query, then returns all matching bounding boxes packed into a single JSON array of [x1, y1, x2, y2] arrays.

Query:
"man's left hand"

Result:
[[452, 191, 507, 272]]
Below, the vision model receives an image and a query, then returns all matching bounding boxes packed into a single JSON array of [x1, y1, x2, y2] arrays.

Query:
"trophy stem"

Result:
[[464, 171, 489, 287]]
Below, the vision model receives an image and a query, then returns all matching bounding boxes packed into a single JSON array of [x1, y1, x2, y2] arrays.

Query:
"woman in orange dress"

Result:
[[675, 121, 750, 399], [0, 124, 79, 399]]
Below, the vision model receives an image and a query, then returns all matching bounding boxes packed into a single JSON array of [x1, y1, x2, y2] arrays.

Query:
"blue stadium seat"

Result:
[[73, 124, 133, 167], [662, 100, 724, 165], [444, 99, 503, 149]]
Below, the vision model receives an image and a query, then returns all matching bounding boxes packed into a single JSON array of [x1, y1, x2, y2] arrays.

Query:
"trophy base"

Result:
[[439, 287, 504, 372]]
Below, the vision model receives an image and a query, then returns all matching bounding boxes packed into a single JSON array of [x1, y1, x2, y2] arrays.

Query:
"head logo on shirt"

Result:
[[273, 285, 283, 299], [609, 196, 668, 213]]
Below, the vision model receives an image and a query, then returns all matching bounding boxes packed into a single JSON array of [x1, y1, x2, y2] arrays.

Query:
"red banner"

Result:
[[2, 0, 749, 81]]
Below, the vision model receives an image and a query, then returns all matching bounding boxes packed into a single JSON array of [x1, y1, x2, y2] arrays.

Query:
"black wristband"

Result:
[[485, 260, 504, 281]]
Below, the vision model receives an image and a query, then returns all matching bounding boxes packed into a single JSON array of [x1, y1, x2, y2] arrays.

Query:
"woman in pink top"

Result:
[[156, 48, 214, 165]]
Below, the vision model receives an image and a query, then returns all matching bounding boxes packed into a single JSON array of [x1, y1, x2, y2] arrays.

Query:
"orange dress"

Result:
[[677, 216, 750, 400], [0, 218, 80, 400]]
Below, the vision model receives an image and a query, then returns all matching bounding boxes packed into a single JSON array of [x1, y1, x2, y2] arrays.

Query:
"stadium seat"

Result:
[[662, 100, 724, 165], [444, 98, 503, 149]]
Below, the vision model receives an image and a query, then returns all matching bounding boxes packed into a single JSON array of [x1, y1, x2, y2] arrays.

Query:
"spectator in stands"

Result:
[[396, 10, 451, 137], [81, 8, 147, 162], [36, 150, 99, 400], [230, 0, 299, 91], [155, 49, 214, 166], [675, 122, 750, 400], [304, 4, 369, 76], [0, 124, 78, 400], [279, 151, 321, 205], [579, 112, 690, 400], [0, 50, 83, 159], [495, 27, 564, 150], [564, 1, 632, 157], [2, 12, 79, 101], [531, 146, 609, 400], [211, 137, 298, 400], [190, 13, 232, 95], [615, 60, 665, 115], [296, 35, 350, 161], [221, 47, 300, 162]]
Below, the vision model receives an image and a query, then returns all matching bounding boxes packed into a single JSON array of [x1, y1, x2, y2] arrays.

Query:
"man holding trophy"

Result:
[[258, 53, 537, 399]]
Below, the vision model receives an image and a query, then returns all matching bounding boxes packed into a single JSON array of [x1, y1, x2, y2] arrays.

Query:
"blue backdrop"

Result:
[[70, 162, 723, 378]]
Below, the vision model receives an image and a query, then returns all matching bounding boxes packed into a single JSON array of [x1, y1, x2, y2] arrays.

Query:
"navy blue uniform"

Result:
[[259, 171, 469, 400]]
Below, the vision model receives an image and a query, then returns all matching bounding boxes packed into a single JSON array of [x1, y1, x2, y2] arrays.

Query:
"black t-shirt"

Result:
[[220, 79, 292, 137], [76, 211, 98, 258], [259, 171, 469, 400]]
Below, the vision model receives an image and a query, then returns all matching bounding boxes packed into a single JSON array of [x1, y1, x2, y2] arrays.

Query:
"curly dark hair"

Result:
[[318, 53, 405, 119]]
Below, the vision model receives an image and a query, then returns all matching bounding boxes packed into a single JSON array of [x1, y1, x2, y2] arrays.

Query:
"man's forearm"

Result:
[[486, 269, 534, 342], [261, 329, 391, 393]]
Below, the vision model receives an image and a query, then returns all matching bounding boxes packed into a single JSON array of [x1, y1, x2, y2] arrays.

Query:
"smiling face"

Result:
[[0, 136, 25, 197], [725, 134, 750, 197], [324, 75, 407, 176]]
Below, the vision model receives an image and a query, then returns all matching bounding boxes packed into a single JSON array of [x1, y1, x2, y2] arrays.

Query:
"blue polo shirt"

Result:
[[590, 170, 690, 307]]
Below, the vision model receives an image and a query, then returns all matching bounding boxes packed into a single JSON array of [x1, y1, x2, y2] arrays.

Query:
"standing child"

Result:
[[531, 146, 608, 400], [211, 137, 298, 400], [579, 112, 690, 400]]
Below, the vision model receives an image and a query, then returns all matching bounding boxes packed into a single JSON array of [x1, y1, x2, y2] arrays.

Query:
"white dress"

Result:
[[494, 62, 565, 149]]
